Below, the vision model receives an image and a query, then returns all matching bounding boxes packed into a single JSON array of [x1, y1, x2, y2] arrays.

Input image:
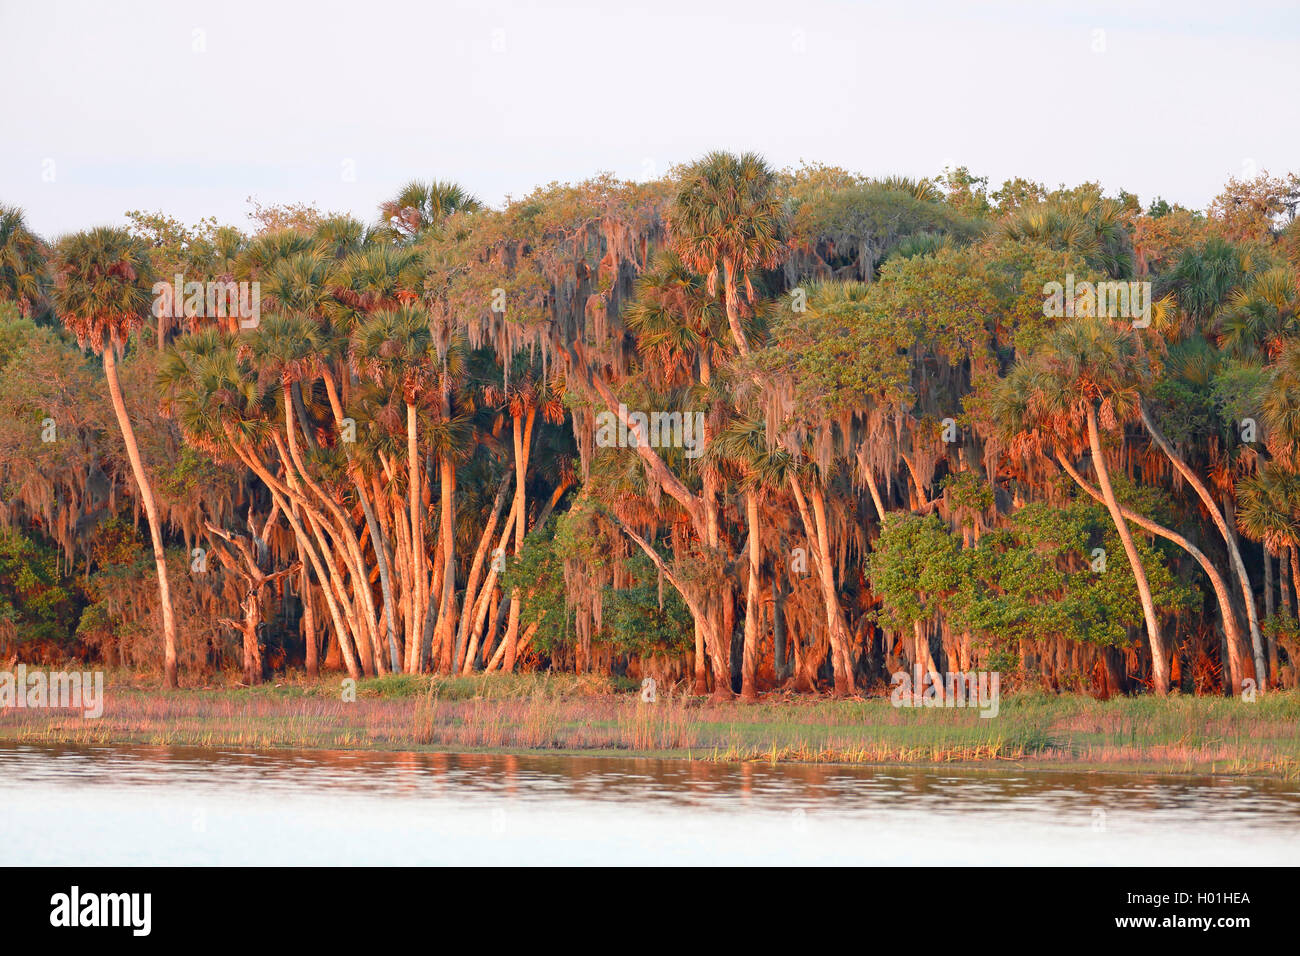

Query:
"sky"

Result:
[[2, 0, 1298, 239]]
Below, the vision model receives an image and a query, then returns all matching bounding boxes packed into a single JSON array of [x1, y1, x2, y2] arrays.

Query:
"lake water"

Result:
[[2, 744, 1298, 865]]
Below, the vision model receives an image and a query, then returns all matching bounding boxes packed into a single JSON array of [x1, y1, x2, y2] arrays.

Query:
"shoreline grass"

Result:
[[2, 671, 1299, 780]]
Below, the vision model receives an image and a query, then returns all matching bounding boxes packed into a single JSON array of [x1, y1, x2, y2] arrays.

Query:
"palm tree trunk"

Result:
[[1058, 452, 1246, 694], [463, 503, 518, 674], [277, 405, 379, 675], [103, 346, 178, 688], [1265, 549, 1275, 620], [812, 485, 856, 694], [913, 619, 942, 698], [227, 430, 362, 679], [455, 473, 512, 671], [772, 574, 788, 683], [1086, 407, 1169, 694], [1139, 402, 1266, 688], [609, 513, 726, 695], [503, 408, 535, 672], [324, 373, 400, 672], [406, 402, 425, 672], [740, 489, 762, 701], [702, 471, 729, 695], [435, 454, 457, 671], [722, 258, 751, 357], [300, 564, 318, 678]]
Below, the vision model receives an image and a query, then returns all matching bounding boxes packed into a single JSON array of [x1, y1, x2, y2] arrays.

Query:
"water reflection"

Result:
[[2, 745, 1298, 865]]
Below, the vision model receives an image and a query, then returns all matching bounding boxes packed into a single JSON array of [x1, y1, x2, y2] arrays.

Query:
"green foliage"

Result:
[[869, 501, 1195, 651], [505, 512, 692, 657], [0, 528, 82, 651], [868, 513, 962, 630], [599, 554, 693, 654], [501, 518, 570, 653]]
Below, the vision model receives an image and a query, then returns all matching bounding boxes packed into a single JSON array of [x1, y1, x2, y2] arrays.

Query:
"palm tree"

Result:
[[0, 205, 49, 319], [996, 194, 1135, 279], [1138, 397, 1268, 689], [625, 251, 729, 693], [1217, 267, 1300, 361], [53, 227, 178, 687], [667, 151, 788, 357], [993, 318, 1171, 694], [1161, 237, 1249, 334], [379, 180, 483, 242], [245, 311, 383, 677], [624, 251, 728, 388], [1238, 463, 1300, 618], [157, 330, 365, 680]]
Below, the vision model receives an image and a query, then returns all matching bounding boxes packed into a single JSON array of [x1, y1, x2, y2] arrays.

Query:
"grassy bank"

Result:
[[3, 671, 1299, 779]]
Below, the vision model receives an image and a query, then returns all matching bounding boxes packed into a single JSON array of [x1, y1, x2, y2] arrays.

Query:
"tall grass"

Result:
[[3, 671, 1299, 777]]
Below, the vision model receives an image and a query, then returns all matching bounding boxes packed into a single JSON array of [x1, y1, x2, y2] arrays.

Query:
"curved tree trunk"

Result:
[[462, 502, 518, 674], [1140, 401, 1266, 690], [789, 473, 855, 695], [227, 429, 362, 679], [279, 395, 379, 675], [103, 346, 178, 688], [1058, 452, 1247, 694], [455, 472, 512, 671], [1086, 407, 1169, 695], [323, 373, 400, 673]]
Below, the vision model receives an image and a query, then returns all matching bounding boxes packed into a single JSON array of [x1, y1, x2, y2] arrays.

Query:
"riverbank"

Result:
[[2, 672, 1298, 778]]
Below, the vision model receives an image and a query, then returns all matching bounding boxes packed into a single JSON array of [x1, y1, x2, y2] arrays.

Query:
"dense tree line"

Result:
[[1, 157, 1298, 698]]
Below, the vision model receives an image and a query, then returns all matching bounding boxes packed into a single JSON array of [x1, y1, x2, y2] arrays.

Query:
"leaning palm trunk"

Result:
[[1058, 453, 1247, 694], [463, 502, 519, 673], [283, 475, 372, 673], [277, 402, 381, 675], [273, 434, 377, 674], [1086, 406, 1169, 695], [324, 373, 401, 672], [1140, 401, 1266, 691], [103, 345, 178, 688], [228, 431, 361, 678], [455, 473, 512, 671], [609, 513, 726, 690], [567, 341, 727, 691]]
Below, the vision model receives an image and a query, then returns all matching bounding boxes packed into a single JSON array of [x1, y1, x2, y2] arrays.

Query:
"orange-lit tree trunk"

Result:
[[103, 344, 178, 688]]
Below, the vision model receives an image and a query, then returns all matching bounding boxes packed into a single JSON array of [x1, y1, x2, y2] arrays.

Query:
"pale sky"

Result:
[[2, 0, 1298, 239]]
